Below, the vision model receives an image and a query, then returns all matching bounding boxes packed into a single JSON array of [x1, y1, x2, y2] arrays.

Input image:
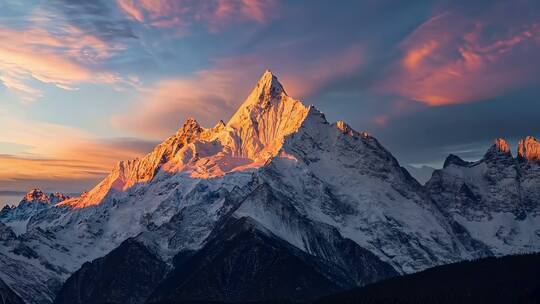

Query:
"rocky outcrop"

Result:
[[518, 136, 540, 161]]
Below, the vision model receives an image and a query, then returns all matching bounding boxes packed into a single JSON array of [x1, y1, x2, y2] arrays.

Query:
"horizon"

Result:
[[2, 0, 540, 206]]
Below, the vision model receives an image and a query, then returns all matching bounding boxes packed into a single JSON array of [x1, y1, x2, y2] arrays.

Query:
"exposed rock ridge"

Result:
[[518, 136, 540, 161], [65, 70, 311, 208]]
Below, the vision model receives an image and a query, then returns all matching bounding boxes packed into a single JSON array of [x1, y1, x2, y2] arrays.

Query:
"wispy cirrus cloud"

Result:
[[50, 0, 136, 41], [116, 0, 276, 30], [0, 4, 138, 102], [0, 114, 156, 192], [380, 4, 540, 106]]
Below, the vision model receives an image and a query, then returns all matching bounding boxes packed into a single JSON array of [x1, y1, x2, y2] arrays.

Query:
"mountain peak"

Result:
[[225, 70, 309, 160], [68, 70, 312, 208], [231, 71, 286, 116], [178, 117, 202, 133], [257, 69, 284, 98], [214, 120, 225, 130], [335, 120, 352, 134], [518, 136, 540, 161], [23, 189, 49, 203], [494, 138, 511, 154], [49, 192, 70, 204], [482, 138, 514, 165], [443, 154, 472, 168], [489, 138, 511, 155]]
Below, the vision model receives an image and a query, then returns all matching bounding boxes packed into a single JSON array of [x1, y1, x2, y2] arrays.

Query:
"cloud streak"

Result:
[[0, 114, 156, 192], [0, 7, 137, 102], [116, 0, 276, 30], [381, 7, 540, 106]]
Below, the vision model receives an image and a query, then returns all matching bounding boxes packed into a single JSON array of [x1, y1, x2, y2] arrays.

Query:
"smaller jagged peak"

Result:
[[334, 120, 370, 139], [486, 138, 511, 156], [22, 189, 49, 203], [443, 154, 472, 168], [360, 131, 371, 139], [483, 138, 514, 164], [493, 138, 511, 154], [49, 192, 70, 204], [335, 120, 352, 134], [214, 120, 226, 131], [174, 117, 206, 143], [518, 136, 540, 161], [179, 117, 202, 133], [256, 69, 285, 98]]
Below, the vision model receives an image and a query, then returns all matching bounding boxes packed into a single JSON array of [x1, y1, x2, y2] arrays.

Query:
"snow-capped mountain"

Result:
[[0, 189, 69, 235], [426, 137, 540, 255], [0, 71, 538, 304]]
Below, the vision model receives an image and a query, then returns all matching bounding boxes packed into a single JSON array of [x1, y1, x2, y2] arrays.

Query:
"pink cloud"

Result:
[[111, 67, 242, 138], [0, 26, 131, 102], [116, 0, 276, 30], [381, 11, 540, 106]]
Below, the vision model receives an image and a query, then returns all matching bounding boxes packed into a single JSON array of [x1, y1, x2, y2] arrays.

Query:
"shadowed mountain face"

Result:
[[0, 277, 25, 304], [147, 217, 345, 303], [313, 253, 540, 304], [54, 239, 168, 304], [147, 215, 396, 303], [55, 210, 397, 304], [1, 72, 540, 304]]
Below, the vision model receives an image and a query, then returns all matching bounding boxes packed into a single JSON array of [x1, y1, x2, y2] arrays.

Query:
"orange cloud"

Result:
[[402, 40, 438, 70], [116, 0, 276, 29], [0, 115, 154, 189], [0, 27, 127, 102], [111, 66, 243, 138], [382, 12, 540, 106]]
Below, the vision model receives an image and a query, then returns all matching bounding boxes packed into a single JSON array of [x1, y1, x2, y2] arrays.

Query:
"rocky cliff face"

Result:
[[517, 136, 540, 216], [518, 136, 540, 161]]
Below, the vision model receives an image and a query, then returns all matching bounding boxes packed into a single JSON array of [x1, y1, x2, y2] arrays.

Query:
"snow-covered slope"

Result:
[[65, 71, 309, 208], [234, 109, 486, 273], [0, 71, 538, 304], [0, 189, 69, 235], [426, 138, 540, 255]]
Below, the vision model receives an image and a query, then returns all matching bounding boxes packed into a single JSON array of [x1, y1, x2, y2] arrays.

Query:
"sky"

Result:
[[1, 0, 540, 205]]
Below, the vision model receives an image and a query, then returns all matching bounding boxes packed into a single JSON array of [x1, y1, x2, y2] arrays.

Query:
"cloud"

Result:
[[111, 66, 243, 138], [380, 5, 540, 106], [0, 5, 138, 102], [51, 0, 136, 41], [0, 114, 156, 191], [116, 0, 276, 30]]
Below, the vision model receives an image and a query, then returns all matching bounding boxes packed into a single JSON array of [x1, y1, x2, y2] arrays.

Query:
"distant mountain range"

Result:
[[0, 71, 538, 304]]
